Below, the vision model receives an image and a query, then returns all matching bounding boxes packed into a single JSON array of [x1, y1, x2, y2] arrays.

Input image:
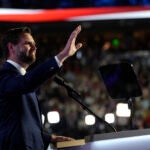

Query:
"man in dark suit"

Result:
[[0, 25, 82, 150]]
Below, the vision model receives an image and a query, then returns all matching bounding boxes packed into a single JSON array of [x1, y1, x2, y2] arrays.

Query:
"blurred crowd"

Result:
[[0, 25, 150, 139], [26, 28, 150, 139], [0, 0, 150, 9]]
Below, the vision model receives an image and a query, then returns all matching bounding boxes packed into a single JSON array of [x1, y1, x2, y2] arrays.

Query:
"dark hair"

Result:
[[1, 27, 31, 59]]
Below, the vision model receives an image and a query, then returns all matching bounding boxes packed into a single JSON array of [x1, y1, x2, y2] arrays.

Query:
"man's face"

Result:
[[14, 33, 37, 65]]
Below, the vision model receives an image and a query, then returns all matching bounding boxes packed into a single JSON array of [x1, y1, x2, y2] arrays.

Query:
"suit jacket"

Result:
[[0, 58, 60, 150]]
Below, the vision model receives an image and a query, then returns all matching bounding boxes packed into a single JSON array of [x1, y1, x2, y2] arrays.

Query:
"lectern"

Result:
[[56, 128, 150, 150]]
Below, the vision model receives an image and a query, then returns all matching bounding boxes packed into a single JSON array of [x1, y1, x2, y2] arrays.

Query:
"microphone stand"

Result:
[[63, 85, 117, 133], [127, 98, 135, 130]]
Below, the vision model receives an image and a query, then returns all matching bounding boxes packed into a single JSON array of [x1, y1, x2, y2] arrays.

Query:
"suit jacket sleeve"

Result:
[[0, 57, 60, 97]]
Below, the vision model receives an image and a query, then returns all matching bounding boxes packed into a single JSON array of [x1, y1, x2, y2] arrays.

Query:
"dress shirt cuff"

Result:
[[55, 56, 62, 67]]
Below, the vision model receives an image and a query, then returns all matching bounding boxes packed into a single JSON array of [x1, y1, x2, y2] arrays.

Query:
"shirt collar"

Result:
[[6, 60, 26, 75]]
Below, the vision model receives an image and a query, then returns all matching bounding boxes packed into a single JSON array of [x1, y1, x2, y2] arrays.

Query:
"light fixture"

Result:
[[47, 111, 60, 124]]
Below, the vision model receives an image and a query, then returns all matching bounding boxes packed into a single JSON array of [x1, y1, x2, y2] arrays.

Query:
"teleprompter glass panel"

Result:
[[98, 63, 142, 99]]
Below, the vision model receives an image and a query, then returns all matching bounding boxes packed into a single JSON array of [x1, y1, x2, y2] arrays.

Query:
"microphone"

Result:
[[54, 75, 80, 96], [54, 75, 70, 88]]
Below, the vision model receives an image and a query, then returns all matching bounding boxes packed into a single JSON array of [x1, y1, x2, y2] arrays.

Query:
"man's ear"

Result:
[[7, 42, 15, 56]]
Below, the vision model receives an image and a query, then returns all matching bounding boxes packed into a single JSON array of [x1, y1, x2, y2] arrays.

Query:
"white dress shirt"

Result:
[[7, 60, 26, 75]]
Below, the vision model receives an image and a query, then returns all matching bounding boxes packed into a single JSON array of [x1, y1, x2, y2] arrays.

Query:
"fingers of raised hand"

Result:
[[69, 25, 82, 41]]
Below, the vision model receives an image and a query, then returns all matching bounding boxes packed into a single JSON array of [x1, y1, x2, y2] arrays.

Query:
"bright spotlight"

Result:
[[105, 113, 115, 124], [47, 111, 60, 124], [116, 103, 131, 117], [85, 114, 95, 125], [41, 114, 45, 124]]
